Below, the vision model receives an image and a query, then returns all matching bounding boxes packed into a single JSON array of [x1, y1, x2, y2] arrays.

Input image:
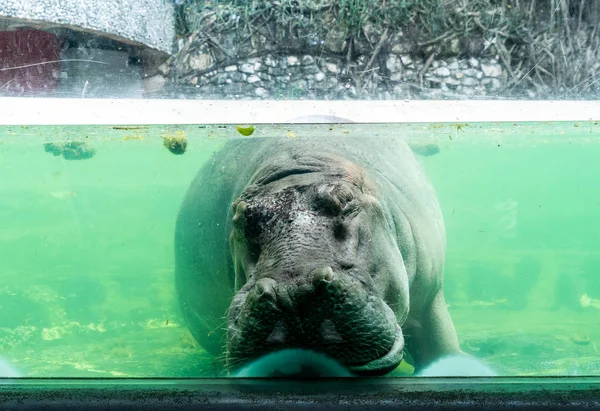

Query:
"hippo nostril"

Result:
[[311, 266, 335, 288], [320, 319, 343, 343], [265, 321, 287, 344], [255, 277, 277, 300]]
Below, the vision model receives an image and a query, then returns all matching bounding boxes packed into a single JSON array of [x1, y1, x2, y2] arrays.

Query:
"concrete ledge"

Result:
[[0, 0, 174, 55], [0, 99, 599, 125]]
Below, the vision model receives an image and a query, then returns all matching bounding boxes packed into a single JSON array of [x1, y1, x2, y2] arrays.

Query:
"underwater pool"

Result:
[[1, 113, 599, 378]]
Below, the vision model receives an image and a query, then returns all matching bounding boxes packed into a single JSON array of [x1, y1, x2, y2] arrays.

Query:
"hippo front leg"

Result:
[[404, 290, 461, 372]]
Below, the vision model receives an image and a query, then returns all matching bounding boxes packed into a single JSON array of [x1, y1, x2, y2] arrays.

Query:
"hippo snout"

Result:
[[227, 266, 404, 376]]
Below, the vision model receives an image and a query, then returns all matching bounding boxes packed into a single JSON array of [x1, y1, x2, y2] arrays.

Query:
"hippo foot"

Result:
[[232, 348, 353, 378]]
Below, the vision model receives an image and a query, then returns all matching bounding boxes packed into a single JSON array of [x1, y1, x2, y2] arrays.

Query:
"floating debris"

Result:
[[580, 293, 600, 309], [409, 143, 440, 157], [43, 141, 96, 160], [236, 125, 255, 136], [570, 334, 591, 345], [161, 131, 188, 155], [112, 126, 149, 131], [121, 135, 144, 141]]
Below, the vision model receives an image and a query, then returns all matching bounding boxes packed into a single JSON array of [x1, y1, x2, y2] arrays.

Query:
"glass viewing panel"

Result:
[[1, 118, 599, 378]]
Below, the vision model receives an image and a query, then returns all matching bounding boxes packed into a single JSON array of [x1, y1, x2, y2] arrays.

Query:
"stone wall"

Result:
[[165, 42, 508, 100], [157, 1, 600, 100]]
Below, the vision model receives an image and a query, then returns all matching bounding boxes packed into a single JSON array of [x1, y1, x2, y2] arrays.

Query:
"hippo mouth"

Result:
[[346, 325, 404, 376], [227, 274, 406, 377]]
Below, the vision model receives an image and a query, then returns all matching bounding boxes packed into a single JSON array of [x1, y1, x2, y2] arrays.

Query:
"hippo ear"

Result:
[[286, 115, 353, 124]]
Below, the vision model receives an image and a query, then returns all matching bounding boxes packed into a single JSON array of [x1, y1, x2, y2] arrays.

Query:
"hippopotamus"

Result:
[[175, 119, 460, 376], [0, 356, 20, 378]]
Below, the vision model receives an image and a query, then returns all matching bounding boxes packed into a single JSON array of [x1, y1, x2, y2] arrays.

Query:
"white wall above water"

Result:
[[0, 99, 599, 125]]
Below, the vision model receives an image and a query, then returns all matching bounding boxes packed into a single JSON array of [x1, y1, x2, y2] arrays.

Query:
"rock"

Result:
[[240, 63, 255, 74], [287, 56, 299, 66], [463, 68, 478, 77], [404, 69, 415, 78], [325, 62, 339, 74], [255, 87, 269, 98], [432, 60, 440, 69], [267, 67, 285, 76], [433, 67, 451, 77], [448, 61, 459, 70], [247, 75, 261, 84], [230, 72, 244, 82], [459, 60, 469, 70], [390, 72, 403, 81], [425, 76, 442, 87], [189, 76, 198, 85], [315, 72, 325, 82], [400, 54, 413, 66], [224, 65, 237, 72], [324, 24, 347, 53], [449, 38, 461, 54], [259, 73, 272, 82], [301, 55, 314, 65], [215, 73, 229, 85], [391, 39, 411, 54], [303, 65, 320, 75], [253, 62, 262, 72], [483, 78, 502, 90], [158, 62, 171, 76], [386, 54, 400, 72], [444, 77, 460, 86], [462, 77, 479, 86], [455, 72, 464, 79], [264, 55, 277, 68], [481, 63, 503, 77], [189, 54, 213, 71], [393, 84, 409, 96], [142, 75, 166, 94]]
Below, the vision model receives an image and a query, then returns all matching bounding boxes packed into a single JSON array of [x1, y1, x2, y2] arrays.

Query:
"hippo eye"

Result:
[[332, 185, 354, 206], [232, 200, 262, 242], [341, 202, 361, 220], [313, 184, 354, 216]]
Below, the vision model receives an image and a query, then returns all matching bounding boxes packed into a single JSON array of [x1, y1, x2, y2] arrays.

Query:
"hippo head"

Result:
[[227, 150, 410, 376]]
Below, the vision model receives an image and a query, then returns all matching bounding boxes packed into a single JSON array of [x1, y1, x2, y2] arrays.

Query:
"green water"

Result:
[[1, 122, 599, 377]]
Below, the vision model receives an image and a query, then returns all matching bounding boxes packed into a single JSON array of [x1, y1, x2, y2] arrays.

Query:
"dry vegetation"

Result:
[[181, 0, 600, 98]]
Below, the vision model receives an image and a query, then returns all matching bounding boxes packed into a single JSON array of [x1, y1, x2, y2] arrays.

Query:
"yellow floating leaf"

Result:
[[237, 125, 255, 136]]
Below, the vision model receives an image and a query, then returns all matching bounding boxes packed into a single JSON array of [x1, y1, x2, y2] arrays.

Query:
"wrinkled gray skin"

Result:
[[175, 118, 460, 375]]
